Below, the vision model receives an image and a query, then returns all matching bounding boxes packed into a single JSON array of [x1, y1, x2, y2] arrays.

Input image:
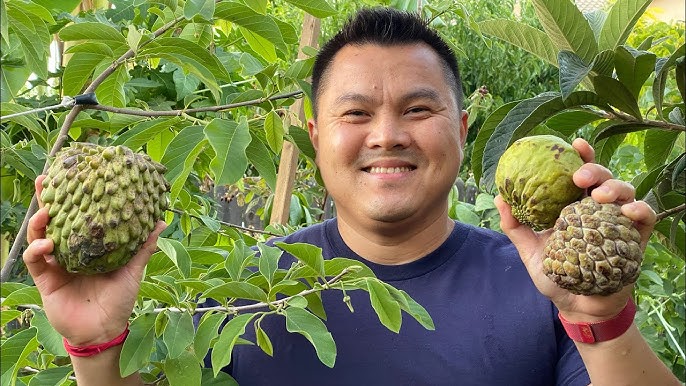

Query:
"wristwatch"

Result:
[[558, 298, 636, 344]]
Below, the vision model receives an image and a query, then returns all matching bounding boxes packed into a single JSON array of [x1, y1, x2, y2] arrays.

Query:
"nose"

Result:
[[364, 113, 412, 150]]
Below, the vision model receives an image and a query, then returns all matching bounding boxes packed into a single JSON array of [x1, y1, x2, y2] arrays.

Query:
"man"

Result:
[[24, 7, 680, 386]]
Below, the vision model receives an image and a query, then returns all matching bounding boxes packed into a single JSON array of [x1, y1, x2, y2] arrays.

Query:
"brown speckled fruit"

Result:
[[543, 197, 643, 296]]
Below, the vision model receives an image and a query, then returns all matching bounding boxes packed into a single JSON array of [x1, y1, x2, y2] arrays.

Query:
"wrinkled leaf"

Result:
[[284, 307, 336, 367]]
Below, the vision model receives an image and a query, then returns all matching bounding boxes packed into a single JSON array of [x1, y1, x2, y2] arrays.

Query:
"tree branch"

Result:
[[0, 267, 361, 315], [656, 203, 686, 222], [610, 110, 686, 132], [83, 90, 302, 117], [168, 208, 280, 237]]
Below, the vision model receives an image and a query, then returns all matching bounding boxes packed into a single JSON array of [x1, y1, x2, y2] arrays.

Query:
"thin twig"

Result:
[[84, 90, 302, 117], [656, 203, 686, 222], [610, 110, 686, 132], [154, 266, 358, 314], [168, 208, 279, 236]]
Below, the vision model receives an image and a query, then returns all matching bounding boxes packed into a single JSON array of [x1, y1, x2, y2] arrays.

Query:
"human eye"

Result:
[[341, 109, 370, 123], [405, 106, 431, 117]]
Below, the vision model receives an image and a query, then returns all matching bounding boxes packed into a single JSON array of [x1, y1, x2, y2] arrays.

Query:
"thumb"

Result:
[[494, 195, 546, 260], [127, 221, 167, 272]]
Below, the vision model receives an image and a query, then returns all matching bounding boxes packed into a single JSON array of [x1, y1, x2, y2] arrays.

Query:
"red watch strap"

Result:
[[558, 298, 636, 344], [63, 323, 130, 357]]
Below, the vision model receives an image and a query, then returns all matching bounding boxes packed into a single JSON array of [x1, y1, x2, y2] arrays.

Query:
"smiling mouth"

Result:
[[364, 166, 415, 173]]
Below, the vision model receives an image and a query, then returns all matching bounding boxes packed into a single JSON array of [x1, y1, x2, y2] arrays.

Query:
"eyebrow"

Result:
[[333, 88, 443, 106]]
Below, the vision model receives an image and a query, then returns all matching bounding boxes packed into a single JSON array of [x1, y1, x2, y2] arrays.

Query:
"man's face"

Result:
[[308, 43, 468, 227]]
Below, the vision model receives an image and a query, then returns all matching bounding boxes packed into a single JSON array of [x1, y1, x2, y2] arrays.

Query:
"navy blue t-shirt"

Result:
[[202, 219, 590, 386]]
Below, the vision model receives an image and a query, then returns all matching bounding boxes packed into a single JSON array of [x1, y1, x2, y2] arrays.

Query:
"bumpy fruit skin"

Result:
[[543, 197, 642, 296], [41, 143, 169, 274], [495, 135, 584, 231]]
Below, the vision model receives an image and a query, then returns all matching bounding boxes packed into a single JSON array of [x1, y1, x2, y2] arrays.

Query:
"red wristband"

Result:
[[559, 298, 636, 344], [63, 323, 130, 357]]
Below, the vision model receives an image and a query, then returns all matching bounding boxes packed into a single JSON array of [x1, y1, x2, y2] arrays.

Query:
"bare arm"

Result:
[[23, 176, 163, 385]]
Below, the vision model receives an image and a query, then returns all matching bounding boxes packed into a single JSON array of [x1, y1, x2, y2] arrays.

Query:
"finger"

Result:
[[572, 138, 594, 163], [621, 201, 657, 248], [27, 207, 50, 243], [494, 195, 541, 258], [590, 180, 636, 204], [22, 238, 55, 279], [573, 163, 614, 191], [35, 175, 46, 208], [127, 221, 167, 272]]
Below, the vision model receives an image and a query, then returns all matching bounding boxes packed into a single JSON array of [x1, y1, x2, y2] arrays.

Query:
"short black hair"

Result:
[[311, 7, 463, 117]]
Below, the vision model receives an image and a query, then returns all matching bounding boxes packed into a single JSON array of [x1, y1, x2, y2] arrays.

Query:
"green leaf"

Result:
[[614, 46, 656, 99], [471, 101, 519, 186], [652, 44, 685, 119], [215, 2, 286, 53], [204, 118, 252, 186], [95, 65, 129, 108], [288, 125, 316, 160], [1, 327, 38, 386], [367, 279, 402, 333], [113, 117, 181, 151], [284, 307, 336, 367], [239, 26, 277, 62], [139, 281, 178, 305], [584, 10, 607, 41], [224, 240, 255, 281], [324, 257, 375, 278], [284, 0, 337, 18], [264, 110, 285, 154], [120, 313, 157, 377], [0, 0, 8, 46], [30, 310, 67, 356], [255, 324, 274, 356], [531, 0, 598, 64], [139, 37, 229, 100], [257, 243, 281, 287], [275, 242, 325, 278], [544, 110, 602, 136], [27, 366, 73, 386], [59, 22, 127, 48], [163, 312, 195, 359], [164, 350, 201, 386], [203, 282, 268, 303], [62, 52, 110, 97], [478, 19, 558, 67], [161, 126, 207, 207], [632, 166, 666, 200], [1, 286, 42, 307], [157, 238, 192, 279], [6, 3, 51, 79], [598, 0, 652, 51], [211, 313, 255, 376], [590, 49, 616, 77], [201, 368, 239, 386], [194, 312, 225, 362], [592, 75, 642, 119], [379, 283, 435, 330], [0, 309, 21, 325], [558, 51, 590, 99], [644, 130, 680, 171], [245, 136, 277, 191], [184, 0, 215, 20], [591, 121, 654, 142]]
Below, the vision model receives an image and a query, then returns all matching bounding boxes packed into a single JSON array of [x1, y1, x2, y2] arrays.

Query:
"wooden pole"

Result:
[[269, 14, 320, 225]]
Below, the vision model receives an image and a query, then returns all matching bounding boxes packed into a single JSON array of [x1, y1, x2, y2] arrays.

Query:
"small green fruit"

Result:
[[495, 135, 584, 231]]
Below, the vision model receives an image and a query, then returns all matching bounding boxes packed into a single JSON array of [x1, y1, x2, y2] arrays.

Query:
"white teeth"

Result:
[[368, 166, 412, 174]]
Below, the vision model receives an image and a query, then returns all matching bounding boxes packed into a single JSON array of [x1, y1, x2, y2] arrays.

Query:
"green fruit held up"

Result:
[[495, 135, 584, 231], [41, 143, 169, 274]]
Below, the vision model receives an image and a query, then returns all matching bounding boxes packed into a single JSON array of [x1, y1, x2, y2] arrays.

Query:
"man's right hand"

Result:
[[24, 175, 166, 347]]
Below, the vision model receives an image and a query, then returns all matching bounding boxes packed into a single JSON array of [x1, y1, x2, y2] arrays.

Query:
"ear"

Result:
[[459, 110, 469, 146], [307, 119, 319, 153]]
